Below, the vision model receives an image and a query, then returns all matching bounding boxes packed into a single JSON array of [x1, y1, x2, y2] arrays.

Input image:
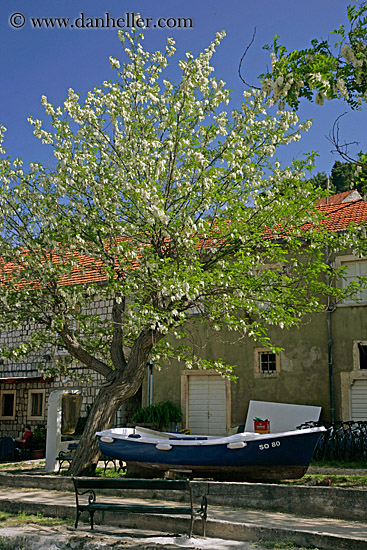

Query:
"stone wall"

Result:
[[0, 297, 139, 438]]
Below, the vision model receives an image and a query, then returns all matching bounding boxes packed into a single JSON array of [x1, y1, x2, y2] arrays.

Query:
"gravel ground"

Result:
[[0, 524, 266, 550]]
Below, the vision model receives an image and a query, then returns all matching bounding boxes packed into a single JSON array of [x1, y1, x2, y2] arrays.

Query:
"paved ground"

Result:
[[0, 486, 366, 549], [0, 523, 264, 550], [0, 486, 365, 539], [0, 462, 367, 549]]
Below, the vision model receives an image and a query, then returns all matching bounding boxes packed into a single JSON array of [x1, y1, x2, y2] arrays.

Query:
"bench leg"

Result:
[[58, 458, 72, 474], [200, 495, 207, 537], [201, 515, 206, 538], [90, 510, 95, 530], [75, 510, 81, 529], [103, 458, 117, 474], [117, 460, 126, 474]]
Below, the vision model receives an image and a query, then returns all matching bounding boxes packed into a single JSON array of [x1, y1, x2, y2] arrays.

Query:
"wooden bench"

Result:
[[72, 477, 207, 537], [57, 443, 125, 474]]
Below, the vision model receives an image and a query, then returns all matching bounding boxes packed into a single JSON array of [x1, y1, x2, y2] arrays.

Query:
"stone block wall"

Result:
[[0, 297, 140, 438]]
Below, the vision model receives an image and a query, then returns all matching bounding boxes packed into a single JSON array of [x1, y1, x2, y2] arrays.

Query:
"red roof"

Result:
[[319, 197, 367, 231], [317, 189, 362, 206], [263, 193, 367, 239], [1, 192, 367, 288]]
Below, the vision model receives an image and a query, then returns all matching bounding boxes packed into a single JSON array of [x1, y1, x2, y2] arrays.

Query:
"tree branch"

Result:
[[327, 113, 366, 167], [60, 324, 112, 378], [238, 27, 261, 89], [110, 296, 127, 369]]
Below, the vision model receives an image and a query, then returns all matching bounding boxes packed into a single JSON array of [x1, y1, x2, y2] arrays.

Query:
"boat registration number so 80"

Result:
[[259, 441, 281, 451]]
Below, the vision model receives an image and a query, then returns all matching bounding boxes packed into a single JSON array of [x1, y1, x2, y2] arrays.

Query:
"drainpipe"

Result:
[[147, 360, 154, 407], [326, 182, 335, 423], [327, 296, 335, 423]]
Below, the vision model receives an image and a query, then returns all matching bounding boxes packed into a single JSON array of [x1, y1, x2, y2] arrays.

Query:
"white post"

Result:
[[44, 389, 81, 473]]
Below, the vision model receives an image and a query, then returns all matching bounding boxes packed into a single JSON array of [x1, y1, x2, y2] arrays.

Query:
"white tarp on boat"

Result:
[[245, 400, 322, 433]]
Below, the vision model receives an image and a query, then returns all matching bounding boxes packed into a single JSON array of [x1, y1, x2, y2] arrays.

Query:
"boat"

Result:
[[96, 425, 325, 481]]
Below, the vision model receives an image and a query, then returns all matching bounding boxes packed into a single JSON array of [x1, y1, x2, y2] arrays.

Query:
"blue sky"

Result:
[[0, 0, 365, 177]]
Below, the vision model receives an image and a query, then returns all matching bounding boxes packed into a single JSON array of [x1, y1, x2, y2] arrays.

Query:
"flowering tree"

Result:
[[249, 3, 367, 180], [257, 3, 367, 109], [0, 29, 362, 475]]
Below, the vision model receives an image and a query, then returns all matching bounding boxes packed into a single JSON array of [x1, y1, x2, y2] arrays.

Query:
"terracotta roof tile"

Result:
[[1, 192, 366, 288], [319, 199, 367, 230], [317, 189, 362, 206]]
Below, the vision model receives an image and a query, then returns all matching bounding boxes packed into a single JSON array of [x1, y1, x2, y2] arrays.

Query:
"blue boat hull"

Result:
[[97, 428, 323, 481]]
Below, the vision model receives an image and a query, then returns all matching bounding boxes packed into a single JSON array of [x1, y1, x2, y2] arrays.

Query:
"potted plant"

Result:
[[31, 425, 47, 459], [131, 401, 183, 431]]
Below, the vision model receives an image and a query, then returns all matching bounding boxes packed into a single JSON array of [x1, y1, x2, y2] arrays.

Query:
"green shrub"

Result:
[[131, 400, 182, 430], [32, 425, 47, 449]]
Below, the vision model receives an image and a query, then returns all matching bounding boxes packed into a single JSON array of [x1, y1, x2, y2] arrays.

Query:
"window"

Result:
[[55, 345, 68, 356], [358, 344, 367, 370], [28, 390, 45, 419], [252, 263, 286, 310], [259, 352, 277, 373], [186, 303, 205, 316], [340, 258, 367, 304], [0, 391, 16, 419], [254, 349, 280, 377]]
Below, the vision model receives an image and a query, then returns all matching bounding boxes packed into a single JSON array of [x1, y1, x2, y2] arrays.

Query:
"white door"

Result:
[[187, 375, 227, 436], [351, 380, 367, 420]]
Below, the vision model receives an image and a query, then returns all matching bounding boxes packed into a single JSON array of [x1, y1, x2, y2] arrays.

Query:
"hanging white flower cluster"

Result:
[[260, 5, 367, 111], [109, 57, 121, 70], [341, 44, 363, 68]]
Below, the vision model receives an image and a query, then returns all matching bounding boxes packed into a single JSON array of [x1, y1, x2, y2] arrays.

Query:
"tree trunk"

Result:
[[69, 380, 131, 475], [69, 328, 159, 476]]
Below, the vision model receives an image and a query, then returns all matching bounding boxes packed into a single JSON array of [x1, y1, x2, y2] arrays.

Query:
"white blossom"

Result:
[[109, 57, 120, 70]]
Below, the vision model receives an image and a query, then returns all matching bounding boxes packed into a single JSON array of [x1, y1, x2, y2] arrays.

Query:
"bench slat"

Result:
[[78, 503, 193, 514], [74, 478, 188, 491]]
